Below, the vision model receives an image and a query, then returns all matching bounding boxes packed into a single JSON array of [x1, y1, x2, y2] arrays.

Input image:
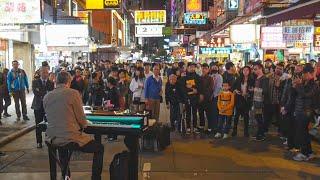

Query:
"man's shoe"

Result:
[[254, 136, 266, 142], [37, 143, 43, 149], [293, 153, 308, 162], [223, 134, 229, 139], [186, 128, 191, 134], [0, 151, 6, 156], [3, 113, 11, 117], [23, 116, 30, 121], [16, 117, 21, 122], [193, 128, 200, 134]]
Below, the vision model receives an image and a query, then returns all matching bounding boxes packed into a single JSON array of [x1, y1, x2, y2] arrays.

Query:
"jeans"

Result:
[[255, 114, 265, 138], [198, 100, 213, 128], [264, 104, 281, 133], [234, 107, 249, 135], [295, 113, 312, 156], [185, 101, 198, 129], [57, 140, 104, 180], [218, 115, 232, 134]]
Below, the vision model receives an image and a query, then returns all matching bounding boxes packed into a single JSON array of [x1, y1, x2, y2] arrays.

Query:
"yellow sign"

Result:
[[315, 35, 320, 47], [86, 0, 121, 9], [135, 10, 166, 24], [186, 0, 202, 12], [315, 27, 320, 35]]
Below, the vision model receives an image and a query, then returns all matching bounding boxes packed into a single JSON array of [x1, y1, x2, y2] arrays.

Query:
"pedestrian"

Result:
[[70, 67, 85, 96], [210, 62, 223, 134], [88, 71, 105, 106], [144, 63, 153, 79], [215, 80, 235, 139], [7, 60, 30, 121], [129, 67, 146, 112], [118, 69, 130, 110], [0, 68, 11, 117], [31, 66, 54, 148], [165, 74, 182, 131], [252, 63, 270, 141], [232, 66, 254, 137], [182, 62, 201, 134], [291, 64, 319, 161], [145, 64, 162, 121], [198, 63, 214, 133]]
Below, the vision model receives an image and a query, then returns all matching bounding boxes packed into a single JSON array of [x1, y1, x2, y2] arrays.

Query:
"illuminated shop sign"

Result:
[[184, 12, 208, 25], [135, 25, 165, 37], [86, 0, 121, 9], [261, 26, 286, 49], [283, 26, 313, 43], [228, 0, 239, 10], [230, 24, 257, 43], [0, 0, 41, 24], [199, 47, 232, 54], [135, 10, 166, 24], [186, 0, 202, 12]]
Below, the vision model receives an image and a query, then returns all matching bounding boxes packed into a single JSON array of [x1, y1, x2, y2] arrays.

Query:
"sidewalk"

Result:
[[0, 94, 35, 147]]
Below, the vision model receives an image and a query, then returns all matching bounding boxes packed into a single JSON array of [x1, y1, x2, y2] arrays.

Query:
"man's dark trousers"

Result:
[[12, 90, 27, 118], [34, 107, 45, 144]]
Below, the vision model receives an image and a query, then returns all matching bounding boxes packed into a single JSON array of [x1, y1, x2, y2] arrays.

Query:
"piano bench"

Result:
[[45, 141, 78, 180]]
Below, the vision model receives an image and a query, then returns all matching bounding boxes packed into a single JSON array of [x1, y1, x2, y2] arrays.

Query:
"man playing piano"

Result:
[[43, 71, 104, 180]]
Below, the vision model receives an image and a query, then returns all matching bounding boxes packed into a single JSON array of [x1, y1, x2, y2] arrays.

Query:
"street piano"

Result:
[[40, 106, 149, 180]]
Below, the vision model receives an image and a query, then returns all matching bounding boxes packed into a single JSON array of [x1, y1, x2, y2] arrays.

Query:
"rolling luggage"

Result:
[[157, 124, 171, 151]]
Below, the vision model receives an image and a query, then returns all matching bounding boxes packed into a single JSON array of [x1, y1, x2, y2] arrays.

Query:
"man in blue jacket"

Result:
[[7, 60, 30, 121], [145, 64, 162, 121]]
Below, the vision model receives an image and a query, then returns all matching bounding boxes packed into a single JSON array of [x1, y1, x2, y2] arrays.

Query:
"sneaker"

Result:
[[223, 134, 228, 139], [283, 140, 288, 145], [193, 128, 200, 134], [37, 143, 43, 149], [307, 153, 316, 161], [23, 116, 30, 121], [293, 153, 308, 162], [3, 113, 11, 117], [214, 133, 222, 138], [186, 128, 191, 134]]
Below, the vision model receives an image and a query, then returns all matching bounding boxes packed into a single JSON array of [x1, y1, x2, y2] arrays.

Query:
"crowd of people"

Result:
[[1, 57, 320, 163]]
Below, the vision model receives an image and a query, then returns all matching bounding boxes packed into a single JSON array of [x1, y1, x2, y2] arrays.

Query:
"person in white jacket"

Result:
[[129, 67, 146, 112]]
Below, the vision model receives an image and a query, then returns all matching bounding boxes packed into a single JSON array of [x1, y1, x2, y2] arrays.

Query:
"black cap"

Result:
[[201, 63, 209, 68], [187, 62, 196, 67]]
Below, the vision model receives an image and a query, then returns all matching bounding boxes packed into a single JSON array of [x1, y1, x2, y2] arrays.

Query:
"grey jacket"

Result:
[[43, 85, 92, 147]]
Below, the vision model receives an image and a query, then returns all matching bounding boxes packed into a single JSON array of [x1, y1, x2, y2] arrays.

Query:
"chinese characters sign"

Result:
[[261, 26, 286, 49], [0, 0, 41, 24], [135, 10, 166, 24], [186, 0, 202, 12], [184, 12, 208, 25], [283, 26, 313, 43]]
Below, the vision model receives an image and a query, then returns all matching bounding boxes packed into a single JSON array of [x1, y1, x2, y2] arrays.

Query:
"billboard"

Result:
[[184, 12, 208, 25], [135, 10, 166, 24], [135, 25, 165, 37], [45, 25, 89, 47], [261, 26, 285, 49], [230, 24, 257, 43], [186, 0, 202, 12], [0, 0, 41, 24]]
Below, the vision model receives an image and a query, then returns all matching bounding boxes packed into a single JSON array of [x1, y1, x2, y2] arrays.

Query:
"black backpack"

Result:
[[109, 151, 130, 180], [157, 124, 171, 151]]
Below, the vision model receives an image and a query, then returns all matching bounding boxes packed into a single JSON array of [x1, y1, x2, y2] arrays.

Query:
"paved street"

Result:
[[0, 100, 320, 180]]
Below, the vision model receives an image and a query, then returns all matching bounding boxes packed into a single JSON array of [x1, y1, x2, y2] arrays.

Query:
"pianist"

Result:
[[43, 71, 104, 180]]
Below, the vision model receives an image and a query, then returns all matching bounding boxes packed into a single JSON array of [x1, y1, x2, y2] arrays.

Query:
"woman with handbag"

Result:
[[129, 67, 146, 112]]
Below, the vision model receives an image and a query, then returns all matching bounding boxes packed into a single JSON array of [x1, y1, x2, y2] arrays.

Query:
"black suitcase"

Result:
[[157, 124, 171, 151], [109, 151, 130, 180]]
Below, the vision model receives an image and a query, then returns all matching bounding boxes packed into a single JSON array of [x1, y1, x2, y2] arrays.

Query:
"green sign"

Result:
[[162, 27, 172, 36]]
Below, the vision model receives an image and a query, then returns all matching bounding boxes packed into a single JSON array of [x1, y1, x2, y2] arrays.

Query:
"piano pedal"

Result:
[[142, 163, 151, 179]]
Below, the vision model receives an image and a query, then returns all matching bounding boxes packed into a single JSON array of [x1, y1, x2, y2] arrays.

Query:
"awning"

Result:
[[266, 0, 320, 25]]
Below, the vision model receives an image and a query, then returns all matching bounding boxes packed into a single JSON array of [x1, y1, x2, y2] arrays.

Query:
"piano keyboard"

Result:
[[88, 121, 141, 129]]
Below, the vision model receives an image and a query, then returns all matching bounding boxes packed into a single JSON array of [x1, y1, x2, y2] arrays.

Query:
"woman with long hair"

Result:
[[88, 70, 105, 106], [232, 66, 254, 137], [129, 67, 146, 112]]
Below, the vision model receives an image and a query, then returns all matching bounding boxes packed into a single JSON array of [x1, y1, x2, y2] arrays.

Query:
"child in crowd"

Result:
[[215, 80, 235, 139]]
